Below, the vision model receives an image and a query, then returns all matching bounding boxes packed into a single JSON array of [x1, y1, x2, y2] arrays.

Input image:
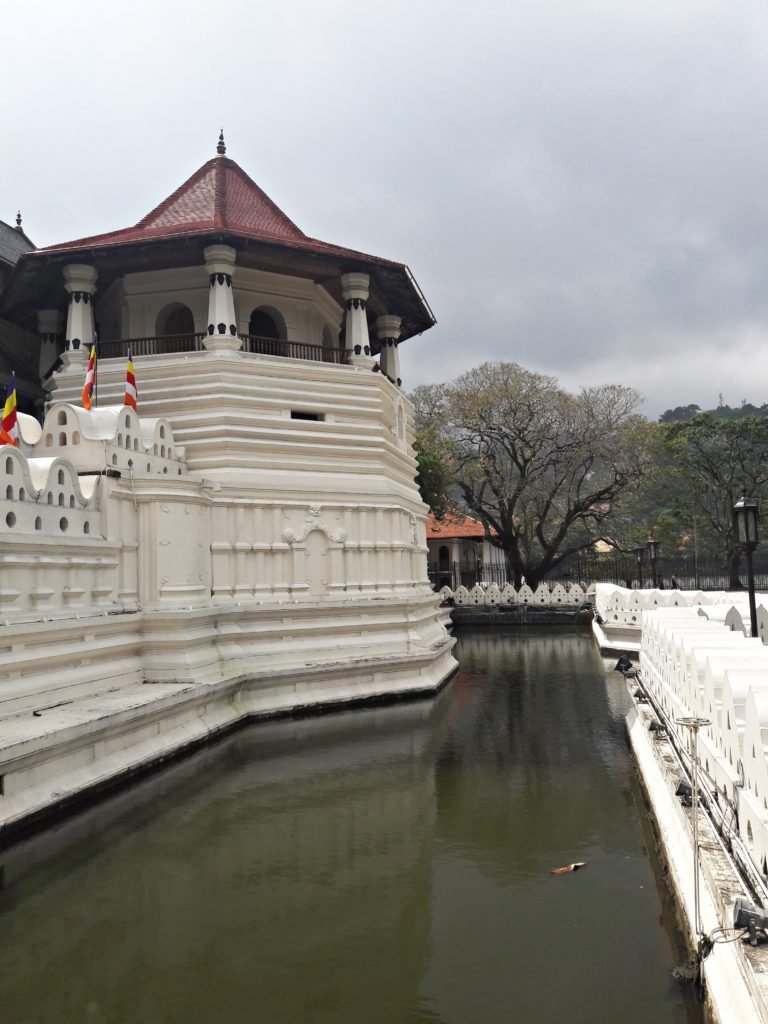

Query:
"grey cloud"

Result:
[[4, 0, 768, 417]]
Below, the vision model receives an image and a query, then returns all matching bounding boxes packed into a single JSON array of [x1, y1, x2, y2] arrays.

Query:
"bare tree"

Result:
[[414, 363, 651, 586]]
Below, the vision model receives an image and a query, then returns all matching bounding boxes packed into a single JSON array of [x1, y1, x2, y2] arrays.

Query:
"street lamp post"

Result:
[[634, 547, 644, 589], [647, 536, 660, 589], [675, 716, 711, 958], [732, 492, 760, 639]]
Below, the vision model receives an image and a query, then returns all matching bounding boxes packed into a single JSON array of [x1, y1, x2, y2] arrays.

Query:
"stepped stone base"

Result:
[[0, 600, 457, 839]]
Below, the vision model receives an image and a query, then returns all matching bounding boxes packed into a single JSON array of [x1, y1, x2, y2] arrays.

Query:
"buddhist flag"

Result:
[[0, 372, 18, 446], [124, 351, 137, 411], [82, 345, 96, 410]]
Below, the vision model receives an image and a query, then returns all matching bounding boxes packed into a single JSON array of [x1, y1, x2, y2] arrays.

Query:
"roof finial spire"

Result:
[[15, 211, 22, 232], [217, 129, 226, 156]]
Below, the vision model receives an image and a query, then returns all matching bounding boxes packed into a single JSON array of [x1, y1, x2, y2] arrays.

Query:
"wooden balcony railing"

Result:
[[98, 333, 205, 358], [96, 334, 350, 365], [240, 335, 350, 364]]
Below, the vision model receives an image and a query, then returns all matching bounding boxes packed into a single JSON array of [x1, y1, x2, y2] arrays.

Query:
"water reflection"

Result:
[[0, 630, 699, 1024]]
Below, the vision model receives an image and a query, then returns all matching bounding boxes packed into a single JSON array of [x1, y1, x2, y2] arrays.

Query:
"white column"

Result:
[[376, 314, 402, 386], [341, 272, 375, 367], [204, 245, 241, 353], [37, 309, 64, 378], [63, 264, 97, 355]]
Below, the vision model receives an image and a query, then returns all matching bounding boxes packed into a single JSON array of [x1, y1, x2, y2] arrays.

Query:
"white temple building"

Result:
[[0, 135, 456, 834]]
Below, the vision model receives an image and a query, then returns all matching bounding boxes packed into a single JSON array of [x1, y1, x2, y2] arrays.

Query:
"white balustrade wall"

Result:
[[594, 583, 737, 629], [439, 582, 591, 607], [640, 605, 768, 884]]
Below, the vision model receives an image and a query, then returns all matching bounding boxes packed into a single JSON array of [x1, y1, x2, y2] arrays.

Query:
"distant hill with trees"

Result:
[[659, 401, 768, 422]]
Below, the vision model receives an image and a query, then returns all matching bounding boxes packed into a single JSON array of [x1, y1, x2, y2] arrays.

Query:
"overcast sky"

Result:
[[4, 0, 768, 417]]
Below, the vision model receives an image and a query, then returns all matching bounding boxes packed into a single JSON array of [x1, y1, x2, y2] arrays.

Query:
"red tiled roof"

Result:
[[427, 512, 495, 540], [38, 156, 401, 269]]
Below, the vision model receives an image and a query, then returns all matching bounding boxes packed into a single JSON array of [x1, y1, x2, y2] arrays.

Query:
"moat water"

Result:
[[0, 629, 701, 1024]]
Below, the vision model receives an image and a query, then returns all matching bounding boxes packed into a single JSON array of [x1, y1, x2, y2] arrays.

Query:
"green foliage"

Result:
[[658, 404, 700, 423], [659, 414, 768, 584], [413, 429, 453, 520]]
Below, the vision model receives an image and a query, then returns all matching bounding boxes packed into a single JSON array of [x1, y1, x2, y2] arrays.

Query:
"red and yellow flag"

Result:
[[0, 372, 18, 446], [82, 345, 96, 410], [124, 351, 137, 412]]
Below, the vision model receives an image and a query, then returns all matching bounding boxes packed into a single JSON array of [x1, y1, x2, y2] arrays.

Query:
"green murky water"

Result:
[[0, 629, 700, 1023]]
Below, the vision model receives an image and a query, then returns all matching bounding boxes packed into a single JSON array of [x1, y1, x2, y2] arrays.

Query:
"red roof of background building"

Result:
[[427, 512, 494, 540], [39, 155, 401, 268]]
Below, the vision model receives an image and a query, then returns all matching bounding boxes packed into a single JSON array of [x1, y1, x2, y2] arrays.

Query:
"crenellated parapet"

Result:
[[33, 402, 185, 477], [0, 446, 101, 538], [639, 606, 768, 896]]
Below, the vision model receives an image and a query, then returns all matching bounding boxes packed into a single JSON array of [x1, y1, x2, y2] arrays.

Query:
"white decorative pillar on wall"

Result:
[[37, 309, 65, 378], [63, 264, 98, 357], [204, 244, 241, 352], [376, 314, 402, 386], [341, 272, 375, 367]]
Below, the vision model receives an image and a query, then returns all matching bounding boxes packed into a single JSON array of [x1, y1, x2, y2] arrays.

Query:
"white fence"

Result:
[[440, 581, 592, 607]]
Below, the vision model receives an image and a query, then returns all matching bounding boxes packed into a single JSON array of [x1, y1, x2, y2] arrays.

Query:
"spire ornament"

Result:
[[216, 129, 226, 155], [15, 211, 22, 232]]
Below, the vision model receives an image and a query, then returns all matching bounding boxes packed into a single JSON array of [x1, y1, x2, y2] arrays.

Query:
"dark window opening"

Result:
[[290, 411, 324, 422], [249, 309, 280, 339], [159, 305, 194, 336]]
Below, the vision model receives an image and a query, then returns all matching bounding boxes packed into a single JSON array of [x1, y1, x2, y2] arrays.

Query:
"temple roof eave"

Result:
[[2, 229, 436, 341]]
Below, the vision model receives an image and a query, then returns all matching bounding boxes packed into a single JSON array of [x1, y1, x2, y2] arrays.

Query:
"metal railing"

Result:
[[96, 334, 350, 365]]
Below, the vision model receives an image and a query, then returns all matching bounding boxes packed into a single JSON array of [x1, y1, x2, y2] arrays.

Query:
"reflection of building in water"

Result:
[[434, 631, 637, 881], [0, 697, 451, 1024]]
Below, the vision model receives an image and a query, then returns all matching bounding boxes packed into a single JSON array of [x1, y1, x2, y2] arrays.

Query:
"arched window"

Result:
[[5, 457, 12, 474], [72, 431, 80, 445], [84, 521, 90, 534], [57, 411, 67, 426], [157, 303, 194, 337], [248, 307, 284, 340], [34, 516, 42, 531], [58, 432, 67, 446], [57, 469, 65, 485], [5, 485, 12, 500], [321, 324, 339, 361], [69, 495, 75, 508]]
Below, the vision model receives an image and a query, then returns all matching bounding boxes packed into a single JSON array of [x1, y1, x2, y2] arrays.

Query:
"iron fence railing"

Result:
[[428, 555, 768, 593]]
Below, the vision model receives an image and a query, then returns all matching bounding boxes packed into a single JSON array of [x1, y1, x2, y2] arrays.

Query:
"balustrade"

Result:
[[95, 334, 349, 365]]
